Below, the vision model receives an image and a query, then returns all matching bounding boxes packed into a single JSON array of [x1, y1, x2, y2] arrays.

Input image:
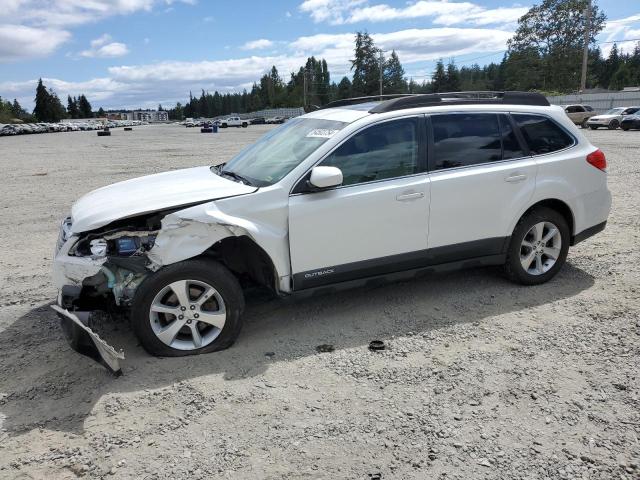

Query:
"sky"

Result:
[[0, 0, 639, 111]]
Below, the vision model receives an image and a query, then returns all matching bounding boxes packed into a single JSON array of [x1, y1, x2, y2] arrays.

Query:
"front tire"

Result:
[[608, 120, 619, 130], [581, 119, 588, 129], [504, 207, 570, 285], [589, 125, 598, 130], [131, 259, 244, 356]]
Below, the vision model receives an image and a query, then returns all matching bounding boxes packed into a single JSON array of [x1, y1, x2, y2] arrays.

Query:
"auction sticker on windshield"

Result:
[[306, 129, 340, 138]]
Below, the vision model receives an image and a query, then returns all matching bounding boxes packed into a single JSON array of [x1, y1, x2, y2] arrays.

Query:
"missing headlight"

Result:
[[111, 235, 156, 256]]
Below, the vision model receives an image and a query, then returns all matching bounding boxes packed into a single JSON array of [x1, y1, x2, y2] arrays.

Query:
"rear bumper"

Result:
[[571, 221, 607, 245]]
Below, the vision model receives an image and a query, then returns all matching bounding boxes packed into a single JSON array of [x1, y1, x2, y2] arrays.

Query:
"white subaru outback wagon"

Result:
[[53, 92, 611, 372]]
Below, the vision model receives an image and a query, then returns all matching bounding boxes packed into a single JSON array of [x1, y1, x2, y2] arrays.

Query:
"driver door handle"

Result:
[[396, 191, 424, 201]]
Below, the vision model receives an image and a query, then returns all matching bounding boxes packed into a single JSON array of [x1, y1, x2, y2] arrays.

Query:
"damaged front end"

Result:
[[52, 213, 162, 375]]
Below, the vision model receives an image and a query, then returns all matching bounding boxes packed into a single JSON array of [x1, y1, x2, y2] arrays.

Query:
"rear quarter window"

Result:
[[512, 114, 575, 155]]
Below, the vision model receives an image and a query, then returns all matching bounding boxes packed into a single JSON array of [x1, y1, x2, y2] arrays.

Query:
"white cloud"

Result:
[[299, 0, 528, 26], [0, 0, 195, 61], [0, 24, 70, 61], [108, 55, 305, 83], [80, 34, 129, 58], [241, 39, 274, 50], [299, 0, 366, 24], [1, 25, 514, 109], [292, 28, 511, 66], [601, 13, 640, 56]]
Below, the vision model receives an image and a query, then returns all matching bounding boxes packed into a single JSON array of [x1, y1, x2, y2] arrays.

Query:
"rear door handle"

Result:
[[396, 191, 425, 201], [505, 174, 527, 183]]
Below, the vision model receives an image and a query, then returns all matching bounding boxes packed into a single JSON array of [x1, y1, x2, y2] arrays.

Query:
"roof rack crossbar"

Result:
[[368, 91, 549, 113]]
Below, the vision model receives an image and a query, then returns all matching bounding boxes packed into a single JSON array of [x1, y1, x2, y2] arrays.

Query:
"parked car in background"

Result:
[[0, 124, 17, 135], [562, 104, 595, 128], [266, 116, 285, 124], [620, 113, 640, 131], [251, 117, 266, 125], [586, 106, 640, 130], [220, 117, 248, 128]]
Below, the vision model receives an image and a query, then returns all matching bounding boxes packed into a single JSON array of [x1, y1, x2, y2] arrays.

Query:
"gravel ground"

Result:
[[0, 124, 638, 480]]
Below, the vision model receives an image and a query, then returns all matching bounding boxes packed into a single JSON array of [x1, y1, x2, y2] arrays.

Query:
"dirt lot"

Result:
[[0, 124, 638, 480]]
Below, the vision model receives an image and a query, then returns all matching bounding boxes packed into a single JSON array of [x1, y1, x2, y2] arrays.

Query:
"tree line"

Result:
[[0, 97, 30, 123], [5, 0, 640, 124]]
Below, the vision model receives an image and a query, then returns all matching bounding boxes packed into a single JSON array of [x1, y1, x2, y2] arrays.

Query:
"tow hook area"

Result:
[[51, 305, 125, 376]]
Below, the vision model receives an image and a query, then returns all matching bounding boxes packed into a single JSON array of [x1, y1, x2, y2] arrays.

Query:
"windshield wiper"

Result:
[[220, 170, 254, 186]]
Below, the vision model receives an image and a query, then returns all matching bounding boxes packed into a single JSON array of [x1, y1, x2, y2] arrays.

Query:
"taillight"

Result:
[[587, 149, 607, 171]]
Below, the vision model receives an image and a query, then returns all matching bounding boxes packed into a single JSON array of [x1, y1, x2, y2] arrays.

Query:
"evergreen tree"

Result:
[[445, 61, 461, 91], [337, 76, 352, 99], [431, 60, 447, 92], [601, 44, 621, 89], [33, 78, 50, 121], [384, 50, 406, 94], [351, 32, 381, 96], [10, 99, 27, 119], [609, 63, 632, 90], [48, 92, 67, 122], [67, 95, 79, 118], [77, 94, 92, 118], [97, 107, 106, 117]]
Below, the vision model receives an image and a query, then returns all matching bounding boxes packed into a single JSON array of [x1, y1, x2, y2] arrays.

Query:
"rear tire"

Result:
[[131, 259, 244, 356], [589, 125, 598, 130], [581, 119, 588, 129], [504, 207, 570, 285]]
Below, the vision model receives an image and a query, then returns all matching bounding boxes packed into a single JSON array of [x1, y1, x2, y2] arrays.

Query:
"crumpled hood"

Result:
[[71, 166, 256, 233]]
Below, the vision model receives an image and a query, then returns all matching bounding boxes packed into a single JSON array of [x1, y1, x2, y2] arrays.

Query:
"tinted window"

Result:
[[431, 113, 501, 170], [512, 114, 574, 155], [584, 105, 594, 111], [499, 114, 525, 159], [321, 118, 419, 186]]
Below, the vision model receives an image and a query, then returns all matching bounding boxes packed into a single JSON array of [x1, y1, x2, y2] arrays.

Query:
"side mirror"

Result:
[[309, 166, 343, 189]]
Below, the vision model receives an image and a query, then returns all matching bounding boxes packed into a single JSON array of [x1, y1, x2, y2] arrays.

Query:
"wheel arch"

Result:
[[513, 198, 575, 239], [202, 235, 280, 293]]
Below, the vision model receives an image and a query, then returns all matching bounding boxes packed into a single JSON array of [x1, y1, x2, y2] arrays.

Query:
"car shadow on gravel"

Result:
[[0, 263, 594, 436]]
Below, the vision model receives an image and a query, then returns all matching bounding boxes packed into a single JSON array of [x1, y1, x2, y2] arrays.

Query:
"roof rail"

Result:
[[321, 94, 415, 110], [368, 91, 550, 113]]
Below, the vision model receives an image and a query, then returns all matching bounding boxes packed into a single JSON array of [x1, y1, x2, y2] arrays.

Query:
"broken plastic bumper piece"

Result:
[[51, 304, 125, 376]]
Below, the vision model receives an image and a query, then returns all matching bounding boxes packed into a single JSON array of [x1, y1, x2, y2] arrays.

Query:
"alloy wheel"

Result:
[[519, 221, 562, 276], [149, 279, 226, 350]]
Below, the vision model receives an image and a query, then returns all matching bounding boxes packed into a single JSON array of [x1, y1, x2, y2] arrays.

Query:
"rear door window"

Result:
[[512, 114, 575, 155], [431, 113, 502, 170]]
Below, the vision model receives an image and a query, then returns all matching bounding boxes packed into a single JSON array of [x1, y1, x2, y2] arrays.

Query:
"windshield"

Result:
[[604, 108, 624, 115], [219, 117, 348, 186]]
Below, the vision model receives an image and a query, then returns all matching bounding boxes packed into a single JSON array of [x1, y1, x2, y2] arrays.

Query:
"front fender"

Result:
[[147, 201, 290, 289]]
